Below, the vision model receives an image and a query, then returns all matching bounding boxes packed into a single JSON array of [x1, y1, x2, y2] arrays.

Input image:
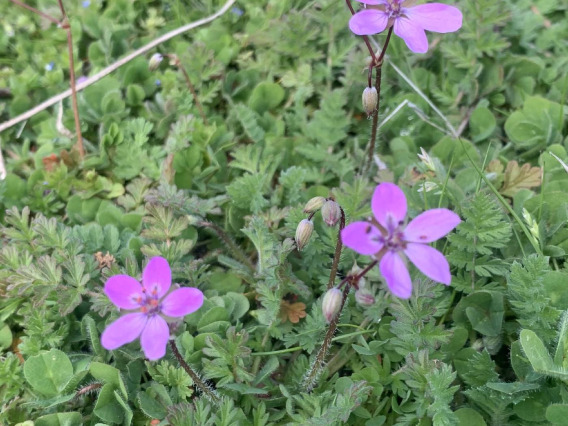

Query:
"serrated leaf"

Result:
[[500, 161, 542, 197]]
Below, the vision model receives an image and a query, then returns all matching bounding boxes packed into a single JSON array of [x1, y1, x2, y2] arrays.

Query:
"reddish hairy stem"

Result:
[[344, 0, 377, 64], [327, 207, 346, 289], [169, 340, 220, 403], [8, 0, 60, 25], [56, 0, 85, 158]]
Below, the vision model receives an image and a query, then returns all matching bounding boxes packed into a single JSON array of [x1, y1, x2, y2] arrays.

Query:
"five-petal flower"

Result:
[[101, 256, 204, 360], [341, 183, 460, 298], [349, 0, 463, 53]]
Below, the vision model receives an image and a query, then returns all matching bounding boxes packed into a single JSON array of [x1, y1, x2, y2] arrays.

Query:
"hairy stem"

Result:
[[75, 383, 102, 398], [365, 66, 382, 172], [337, 259, 378, 290], [169, 56, 209, 125], [327, 206, 346, 289], [57, 0, 84, 158], [0, 0, 236, 134], [169, 340, 220, 403], [344, 0, 377, 64], [198, 220, 255, 271], [303, 284, 350, 392], [9, 0, 60, 24]]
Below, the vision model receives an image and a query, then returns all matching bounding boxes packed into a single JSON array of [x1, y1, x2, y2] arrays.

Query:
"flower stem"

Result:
[[365, 66, 382, 172], [56, 0, 84, 158], [337, 259, 378, 290], [168, 55, 209, 125], [303, 284, 350, 392], [169, 340, 220, 404], [343, 0, 377, 64], [327, 206, 346, 289], [198, 220, 255, 271]]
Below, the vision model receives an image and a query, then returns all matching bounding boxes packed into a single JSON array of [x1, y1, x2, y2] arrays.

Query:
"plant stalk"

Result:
[[327, 206, 346, 289], [169, 340, 220, 403]]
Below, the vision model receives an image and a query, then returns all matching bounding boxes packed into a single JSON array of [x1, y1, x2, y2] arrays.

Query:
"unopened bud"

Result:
[[322, 288, 343, 323], [355, 288, 375, 306], [321, 200, 341, 227], [149, 53, 163, 71], [295, 219, 313, 251], [303, 196, 326, 213], [362, 86, 378, 117]]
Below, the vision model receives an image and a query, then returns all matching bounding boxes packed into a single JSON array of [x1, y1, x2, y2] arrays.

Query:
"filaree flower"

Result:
[[101, 256, 204, 360], [349, 0, 463, 53], [341, 182, 460, 298]]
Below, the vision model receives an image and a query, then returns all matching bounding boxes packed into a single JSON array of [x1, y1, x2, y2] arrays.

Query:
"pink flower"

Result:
[[101, 257, 204, 360], [349, 0, 462, 53], [341, 183, 460, 298]]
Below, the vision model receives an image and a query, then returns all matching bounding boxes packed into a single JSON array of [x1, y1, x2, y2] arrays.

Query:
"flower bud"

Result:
[[418, 147, 436, 172], [362, 86, 378, 117], [322, 288, 343, 323], [149, 53, 163, 71], [355, 288, 375, 306], [321, 200, 341, 227], [303, 196, 326, 213], [295, 219, 313, 251]]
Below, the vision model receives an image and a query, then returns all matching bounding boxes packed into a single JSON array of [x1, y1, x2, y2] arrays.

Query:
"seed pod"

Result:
[[295, 219, 314, 251], [362, 86, 378, 117], [355, 288, 375, 306], [303, 196, 326, 214], [149, 53, 163, 71], [321, 200, 341, 227], [322, 288, 343, 323]]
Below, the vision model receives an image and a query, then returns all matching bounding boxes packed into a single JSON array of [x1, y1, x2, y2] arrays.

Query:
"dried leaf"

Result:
[[500, 161, 542, 197], [279, 300, 307, 324]]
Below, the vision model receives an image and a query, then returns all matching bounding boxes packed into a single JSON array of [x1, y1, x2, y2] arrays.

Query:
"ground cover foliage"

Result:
[[0, 0, 568, 424]]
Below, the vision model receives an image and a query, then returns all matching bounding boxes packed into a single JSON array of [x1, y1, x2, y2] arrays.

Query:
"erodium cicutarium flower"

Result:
[[341, 183, 460, 298], [349, 0, 463, 53], [101, 256, 204, 360]]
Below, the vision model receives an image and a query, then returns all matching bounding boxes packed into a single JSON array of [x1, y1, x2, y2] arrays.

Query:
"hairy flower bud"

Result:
[[362, 86, 378, 117], [303, 196, 326, 213], [295, 219, 314, 251], [321, 200, 341, 227], [355, 288, 375, 306], [149, 53, 163, 71], [322, 288, 343, 323]]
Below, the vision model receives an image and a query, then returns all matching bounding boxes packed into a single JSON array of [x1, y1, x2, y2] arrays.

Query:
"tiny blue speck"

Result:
[[155, 79, 161, 86], [82, 0, 90, 7], [45, 62, 55, 71], [231, 7, 243, 16]]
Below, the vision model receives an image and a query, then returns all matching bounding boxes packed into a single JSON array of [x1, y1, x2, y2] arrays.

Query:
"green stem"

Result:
[[169, 340, 220, 403]]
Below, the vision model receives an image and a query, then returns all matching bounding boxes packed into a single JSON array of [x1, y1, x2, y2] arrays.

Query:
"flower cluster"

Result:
[[101, 257, 203, 360], [341, 183, 460, 298], [349, 0, 462, 53]]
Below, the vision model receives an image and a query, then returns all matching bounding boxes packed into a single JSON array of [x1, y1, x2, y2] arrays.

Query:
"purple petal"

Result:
[[101, 313, 147, 350], [142, 256, 171, 298], [140, 315, 170, 360], [354, 0, 388, 4], [104, 275, 144, 309], [341, 221, 384, 255], [404, 243, 451, 284], [161, 287, 204, 317], [404, 209, 461, 243], [371, 183, 407, 229], [379, 251, 413, 299], [404, 4, 463, 33], [349, 10, 389, 36], [394, 16, 428, 53]]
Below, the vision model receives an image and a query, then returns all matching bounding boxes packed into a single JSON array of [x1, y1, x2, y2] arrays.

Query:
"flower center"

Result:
[[385, 0, 403, 18], [133, 284, 162, 316]]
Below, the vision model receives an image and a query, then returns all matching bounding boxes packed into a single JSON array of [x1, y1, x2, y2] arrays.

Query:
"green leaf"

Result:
[[455, 408, 487, 426], [35, 412, 82, 426], [94, 383, 123, 424], [89, 362, 128, 399], [469, 106, 496, 142], [546, 404, 568, 424], [520, 329, 556, 372], [248, 82, 285, 113], [24, 349, 73, 397]]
